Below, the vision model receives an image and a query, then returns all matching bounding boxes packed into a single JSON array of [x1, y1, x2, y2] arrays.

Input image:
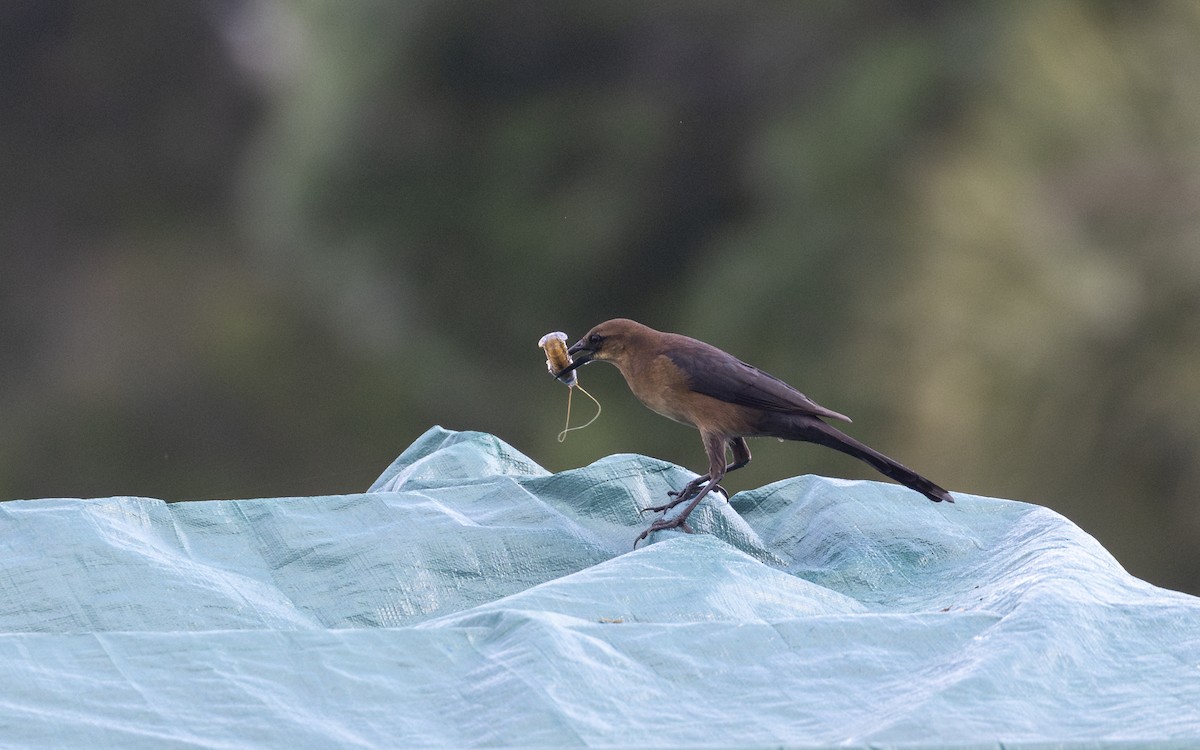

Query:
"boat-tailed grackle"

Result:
[[556, 318, 952, 546]]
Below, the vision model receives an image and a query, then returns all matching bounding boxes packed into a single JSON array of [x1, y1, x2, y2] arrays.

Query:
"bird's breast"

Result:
[[621, 354, 695, 426]]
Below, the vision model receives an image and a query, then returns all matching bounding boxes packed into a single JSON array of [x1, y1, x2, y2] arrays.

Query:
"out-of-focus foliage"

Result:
[[2, 1, 1198, 593]]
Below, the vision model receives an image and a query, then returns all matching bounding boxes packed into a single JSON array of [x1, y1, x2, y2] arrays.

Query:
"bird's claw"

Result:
[[668, 481, 726, 499], [633, 477, 724, 544], [639, 497, 685, 515], [633, 515, 695, 548], [641, 478, 728, 516]]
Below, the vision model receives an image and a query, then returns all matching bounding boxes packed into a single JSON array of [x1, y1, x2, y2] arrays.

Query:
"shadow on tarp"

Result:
[[0, 425, 1197, 748]]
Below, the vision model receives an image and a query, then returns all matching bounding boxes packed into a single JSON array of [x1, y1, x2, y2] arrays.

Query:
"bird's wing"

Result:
[[666, 344, 852, 422]]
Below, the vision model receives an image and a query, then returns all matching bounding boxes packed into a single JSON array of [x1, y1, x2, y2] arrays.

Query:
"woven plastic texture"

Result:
[[1, 425, 1198, 748]]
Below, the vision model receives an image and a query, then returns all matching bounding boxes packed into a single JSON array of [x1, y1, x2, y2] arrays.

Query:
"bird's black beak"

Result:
[[557, 340, 594, 377]]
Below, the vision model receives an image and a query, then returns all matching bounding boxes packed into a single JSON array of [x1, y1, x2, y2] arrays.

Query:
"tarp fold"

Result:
[[1, 426, 1197, 748]]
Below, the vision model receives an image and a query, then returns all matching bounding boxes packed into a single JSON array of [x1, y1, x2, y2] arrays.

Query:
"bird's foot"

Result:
[[633, 514, 695, 548], [668, 483, 727, 499], [639, 494, 689, 515], [641, 478, 725, 515], [666, 479, 703, 501]]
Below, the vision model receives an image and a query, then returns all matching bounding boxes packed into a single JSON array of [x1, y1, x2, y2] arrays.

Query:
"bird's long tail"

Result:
[[778, 416, 953, 503]]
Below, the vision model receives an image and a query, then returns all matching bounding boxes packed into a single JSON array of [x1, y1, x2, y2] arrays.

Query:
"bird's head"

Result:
[[557, 318, 650, 377]]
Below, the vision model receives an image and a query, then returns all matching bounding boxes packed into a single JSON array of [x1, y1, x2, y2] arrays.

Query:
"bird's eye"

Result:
[[588, 333, 603, 347]]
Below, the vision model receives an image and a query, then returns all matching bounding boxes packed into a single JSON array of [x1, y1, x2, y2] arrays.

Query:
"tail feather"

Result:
[[778, 417, 953, 503]]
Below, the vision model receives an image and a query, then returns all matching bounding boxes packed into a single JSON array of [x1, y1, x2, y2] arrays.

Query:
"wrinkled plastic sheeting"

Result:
[[1, 426, 1199, 749]]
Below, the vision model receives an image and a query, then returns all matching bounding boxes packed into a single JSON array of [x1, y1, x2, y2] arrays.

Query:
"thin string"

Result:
[[557, 384, 603, 442]]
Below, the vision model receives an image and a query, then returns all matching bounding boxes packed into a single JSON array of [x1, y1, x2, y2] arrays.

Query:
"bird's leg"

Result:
[[641, 437, 750, 515], [635, 467, 726, 546], [635, 433, 728, 547], [726, 437, 751, 474], [667, 475, 709, 500], [668, 477, 728, 500], [641, 474, 709, 514]]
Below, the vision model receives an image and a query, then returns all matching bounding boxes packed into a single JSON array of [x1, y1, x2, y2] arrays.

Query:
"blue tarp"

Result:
[[1, 426, 1198, 748]]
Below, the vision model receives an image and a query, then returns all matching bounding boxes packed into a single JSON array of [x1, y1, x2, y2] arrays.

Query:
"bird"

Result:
[[554, 318, 952, 546]]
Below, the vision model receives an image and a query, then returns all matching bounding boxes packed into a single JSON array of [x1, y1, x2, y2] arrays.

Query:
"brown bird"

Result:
[[555, 318, 952, 546]]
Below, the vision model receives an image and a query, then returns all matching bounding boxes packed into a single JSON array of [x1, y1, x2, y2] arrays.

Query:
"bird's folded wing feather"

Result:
[[666, 346, 852, 422]]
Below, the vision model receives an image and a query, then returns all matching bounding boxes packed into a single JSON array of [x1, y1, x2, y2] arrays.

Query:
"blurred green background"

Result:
[[3, 1, 1199, 593]]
